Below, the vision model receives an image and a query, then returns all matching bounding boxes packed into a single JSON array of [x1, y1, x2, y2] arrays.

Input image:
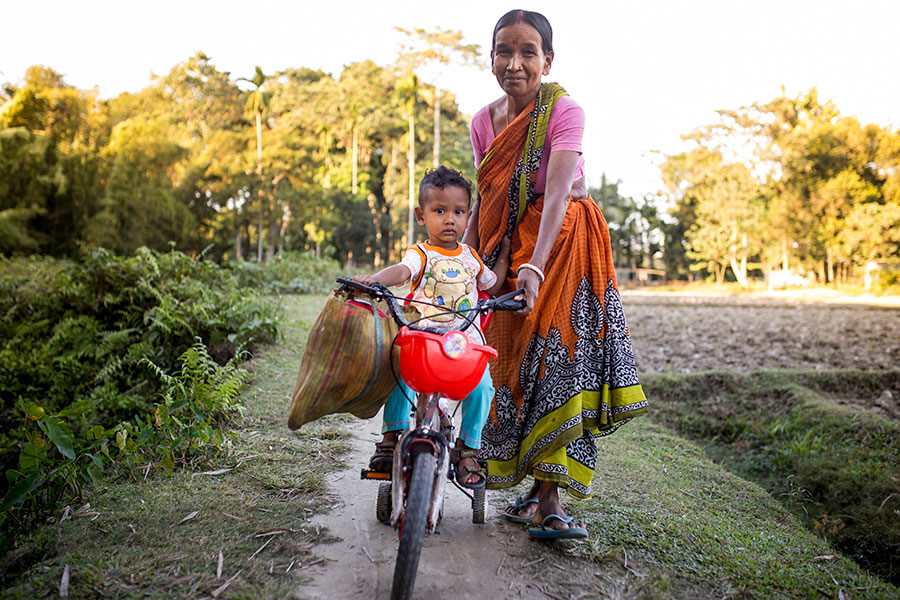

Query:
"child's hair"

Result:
[[418, 165, 472, 207]]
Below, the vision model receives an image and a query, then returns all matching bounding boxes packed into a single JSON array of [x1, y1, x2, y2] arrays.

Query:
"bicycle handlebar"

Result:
[[335, 277, 525, 335]]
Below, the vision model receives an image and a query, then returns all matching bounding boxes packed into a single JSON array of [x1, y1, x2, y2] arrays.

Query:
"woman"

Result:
[[463, 9, 648, 538]]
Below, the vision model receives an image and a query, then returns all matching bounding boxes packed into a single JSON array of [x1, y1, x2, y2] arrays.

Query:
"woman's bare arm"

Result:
[[462, 195, 481, 248], [484, 235, 511, 296], [516, 150, 580, 316]]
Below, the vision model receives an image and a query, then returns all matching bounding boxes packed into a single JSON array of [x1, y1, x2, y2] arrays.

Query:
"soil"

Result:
[[622, 290, 900, 374]]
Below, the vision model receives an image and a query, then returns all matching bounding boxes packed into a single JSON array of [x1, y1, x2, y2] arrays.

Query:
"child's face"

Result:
[[415, 186, 471, 249]]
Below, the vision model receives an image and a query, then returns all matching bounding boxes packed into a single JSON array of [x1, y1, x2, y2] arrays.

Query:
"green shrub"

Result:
[[0, 247, 279, 536], [230, 250, 342, 294], [1, 342, 248, 528]]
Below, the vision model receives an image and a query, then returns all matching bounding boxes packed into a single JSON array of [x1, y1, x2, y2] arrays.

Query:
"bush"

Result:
[[230, 251, 342, 294], [0, 248, 280, 535]]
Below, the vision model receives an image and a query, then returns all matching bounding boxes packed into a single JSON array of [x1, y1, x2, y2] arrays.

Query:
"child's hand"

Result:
[[352, 274, 377, 286]]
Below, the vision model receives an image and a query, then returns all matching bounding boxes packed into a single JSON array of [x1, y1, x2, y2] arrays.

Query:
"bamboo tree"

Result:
[[396, 71, 419, 246]]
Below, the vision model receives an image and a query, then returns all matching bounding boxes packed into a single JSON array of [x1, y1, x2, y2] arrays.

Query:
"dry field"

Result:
[[622, 291, 900, 374]]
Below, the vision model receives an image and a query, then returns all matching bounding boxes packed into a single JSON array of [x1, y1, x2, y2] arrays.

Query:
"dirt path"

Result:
[[297, 412, 553, 600]]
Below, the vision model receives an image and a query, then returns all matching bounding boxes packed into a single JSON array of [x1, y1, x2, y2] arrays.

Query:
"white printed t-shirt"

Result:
[[400, 241, 496, 344]]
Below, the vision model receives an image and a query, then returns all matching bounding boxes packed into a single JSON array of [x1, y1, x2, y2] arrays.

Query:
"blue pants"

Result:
[[381, 365, 494, 449]]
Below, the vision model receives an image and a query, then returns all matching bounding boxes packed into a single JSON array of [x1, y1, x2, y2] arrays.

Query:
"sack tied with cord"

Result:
[[287, 289, 417, 430]]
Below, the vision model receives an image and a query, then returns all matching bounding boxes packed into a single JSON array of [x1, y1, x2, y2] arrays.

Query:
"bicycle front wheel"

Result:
[[391, 449, 436, 600]]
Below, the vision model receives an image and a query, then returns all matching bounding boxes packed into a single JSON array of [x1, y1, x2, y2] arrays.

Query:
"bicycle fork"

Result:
[[390, 394, 451, 534]]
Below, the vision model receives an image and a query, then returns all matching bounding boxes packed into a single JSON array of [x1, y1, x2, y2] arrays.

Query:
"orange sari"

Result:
[[477, 83, 648, 496]]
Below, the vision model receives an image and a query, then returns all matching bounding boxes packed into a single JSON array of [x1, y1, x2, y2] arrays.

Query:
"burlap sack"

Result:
[[287, 289, 415, 430]]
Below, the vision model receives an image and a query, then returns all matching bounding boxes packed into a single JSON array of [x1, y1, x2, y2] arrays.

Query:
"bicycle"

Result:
[[335, 277, 524, 600]]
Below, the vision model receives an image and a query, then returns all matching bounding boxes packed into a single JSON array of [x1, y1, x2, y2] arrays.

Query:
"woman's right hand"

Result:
[[515, 268, 541, 317]]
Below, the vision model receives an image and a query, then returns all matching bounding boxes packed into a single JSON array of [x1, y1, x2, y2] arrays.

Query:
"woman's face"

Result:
[[491, 22, 553, 102]]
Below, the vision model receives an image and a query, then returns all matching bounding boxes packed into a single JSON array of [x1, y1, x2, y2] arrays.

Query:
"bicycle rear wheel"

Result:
[[391, 449, 436, 600]]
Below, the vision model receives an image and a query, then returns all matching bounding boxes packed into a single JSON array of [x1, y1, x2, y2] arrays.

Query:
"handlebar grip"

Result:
[[336, 277, 385, 296], [491, 288, 526, 312]]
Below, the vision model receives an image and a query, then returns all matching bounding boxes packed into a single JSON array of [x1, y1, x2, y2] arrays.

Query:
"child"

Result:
[[353, 165, 510, 488]]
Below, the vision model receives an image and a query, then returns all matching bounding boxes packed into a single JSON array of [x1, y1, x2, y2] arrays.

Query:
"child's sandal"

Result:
[[450, 446, 486, 489], [368, 440, 396, 473]]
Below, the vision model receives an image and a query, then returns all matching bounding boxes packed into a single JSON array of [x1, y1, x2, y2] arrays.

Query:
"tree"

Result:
[[395, 27, 482, 168], [86, 117, 193, 252], [395, 71, 419, 247], [238, 66, 271, 262], [661, 88, 900, 285]]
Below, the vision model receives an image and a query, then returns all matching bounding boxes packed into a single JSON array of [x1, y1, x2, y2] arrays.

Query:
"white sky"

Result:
[[3, 0, 898, 199]]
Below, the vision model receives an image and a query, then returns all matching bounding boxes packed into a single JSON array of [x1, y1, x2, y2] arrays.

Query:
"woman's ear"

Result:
[[542, 51, 554, 76]]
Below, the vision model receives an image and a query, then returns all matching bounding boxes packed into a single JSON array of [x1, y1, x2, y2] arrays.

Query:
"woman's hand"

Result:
[[516, 268, 541, 317]]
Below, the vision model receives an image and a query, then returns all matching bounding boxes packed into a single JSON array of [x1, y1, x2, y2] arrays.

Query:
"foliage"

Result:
[[661, 88, 900, 285], [590, 174, 665, 273], [229, 250, 343, 294], [0, 248, 280, 535], [0, 54, 476, 266]]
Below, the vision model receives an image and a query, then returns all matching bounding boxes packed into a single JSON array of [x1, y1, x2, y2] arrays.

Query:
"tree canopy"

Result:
[[0, 55, 476, 265]]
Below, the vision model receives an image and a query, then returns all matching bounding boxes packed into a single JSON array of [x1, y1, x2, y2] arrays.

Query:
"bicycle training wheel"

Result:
[[391, 449, 436, 600], [376, 481, 392, 525], [472, 486, 486, 524]]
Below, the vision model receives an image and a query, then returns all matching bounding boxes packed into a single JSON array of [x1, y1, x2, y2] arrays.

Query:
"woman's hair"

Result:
[[418, 165, 473, 206], [491, 9, 553, 54]]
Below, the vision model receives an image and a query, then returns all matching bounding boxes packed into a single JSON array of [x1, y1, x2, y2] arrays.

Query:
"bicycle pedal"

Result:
[[360, 468, 392, 481]]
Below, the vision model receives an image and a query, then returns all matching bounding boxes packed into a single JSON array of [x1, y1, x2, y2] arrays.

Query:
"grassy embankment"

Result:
[[549, 369, 899, 599]]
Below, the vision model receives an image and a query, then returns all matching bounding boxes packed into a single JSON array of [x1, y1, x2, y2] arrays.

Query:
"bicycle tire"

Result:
[[391, 449, 436, 600]]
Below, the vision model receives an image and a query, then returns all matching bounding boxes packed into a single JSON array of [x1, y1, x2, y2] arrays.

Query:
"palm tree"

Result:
[[397, 71, 418, 247], [239, 66, 269, 262]]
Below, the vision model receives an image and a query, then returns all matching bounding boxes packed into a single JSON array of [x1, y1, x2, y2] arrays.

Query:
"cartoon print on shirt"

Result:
[[422, 258, 474, 322]]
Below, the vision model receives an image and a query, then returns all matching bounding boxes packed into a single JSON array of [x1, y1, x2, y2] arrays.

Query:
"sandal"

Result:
[[503, 495, 539, 523], [368, 440, 396, 473], [450, 446, 486, 490], [527, 514, 588, 540]]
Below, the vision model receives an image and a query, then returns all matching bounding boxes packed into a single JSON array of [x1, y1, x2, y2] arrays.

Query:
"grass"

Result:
[[555, 420, 899, 599], [640, 369, 900, 585], [0, 294, 353, 600]]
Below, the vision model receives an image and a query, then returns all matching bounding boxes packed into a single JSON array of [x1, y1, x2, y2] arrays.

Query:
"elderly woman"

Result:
[[463, 9, 648, 539]]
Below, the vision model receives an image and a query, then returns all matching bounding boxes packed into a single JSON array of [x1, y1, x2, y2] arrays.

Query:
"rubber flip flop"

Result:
[[527, 514, 588, 539], [502, 496, 539, 524]]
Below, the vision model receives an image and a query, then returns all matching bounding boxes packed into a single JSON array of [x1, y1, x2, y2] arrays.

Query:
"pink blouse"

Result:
[[470, 95, 585, 195]]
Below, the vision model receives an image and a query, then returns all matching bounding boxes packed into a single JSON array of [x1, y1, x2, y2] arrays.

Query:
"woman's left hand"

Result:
[[516, 268, 541, 317]]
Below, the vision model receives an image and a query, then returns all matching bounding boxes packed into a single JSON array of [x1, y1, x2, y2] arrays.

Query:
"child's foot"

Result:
[[451, 442, 486, 489], [368, 431, 399, 473]]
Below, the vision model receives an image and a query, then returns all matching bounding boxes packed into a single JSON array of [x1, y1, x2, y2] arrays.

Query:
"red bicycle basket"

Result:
[[396, 327, 497, 400]]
